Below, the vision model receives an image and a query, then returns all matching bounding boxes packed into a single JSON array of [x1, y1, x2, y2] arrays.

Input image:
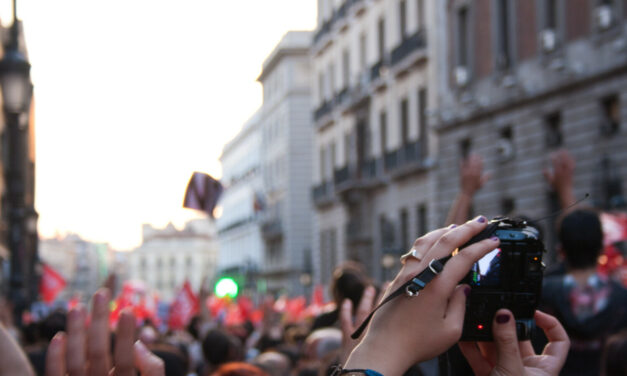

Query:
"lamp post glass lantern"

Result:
[[0, 49, 32, 114]]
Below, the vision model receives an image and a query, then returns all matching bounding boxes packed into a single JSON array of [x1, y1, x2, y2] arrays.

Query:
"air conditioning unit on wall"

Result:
[[496, 139, 515, 163], [455, 66, 469, 87], [596, 5, 613, 30], [540, 29, 557, 52]]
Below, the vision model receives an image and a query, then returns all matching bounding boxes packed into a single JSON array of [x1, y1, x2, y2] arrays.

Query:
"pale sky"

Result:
[[1, 0, 317, 250]]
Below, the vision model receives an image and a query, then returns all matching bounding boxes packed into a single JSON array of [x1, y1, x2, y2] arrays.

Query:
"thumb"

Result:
[[492, 309, 524, 375], [133, 341, 165, 376]]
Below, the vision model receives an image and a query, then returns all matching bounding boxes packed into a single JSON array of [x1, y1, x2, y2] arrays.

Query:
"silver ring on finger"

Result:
[[400, 248, 423, 265]]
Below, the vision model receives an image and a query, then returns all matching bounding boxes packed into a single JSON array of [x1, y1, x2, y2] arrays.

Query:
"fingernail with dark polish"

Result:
[[496, 314, 510, 324], [464, 287, 471, 297], [449, 224, 457, 229], [491, 236, 499, 242], [476, 216, 486, 223]]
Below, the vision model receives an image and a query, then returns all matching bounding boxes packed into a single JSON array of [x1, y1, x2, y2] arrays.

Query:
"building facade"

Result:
[[39, 234, 109, 302], [311, 0, 440, 283], [257, 31, 314, 294], [216, 113, 265, 281], [436, 0, 627, 262], [127, 219, 217, 302], [311, 0, 627, 286]]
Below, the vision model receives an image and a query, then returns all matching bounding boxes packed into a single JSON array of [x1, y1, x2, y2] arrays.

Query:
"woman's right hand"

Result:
[[344, 216, 500, 375], [459, 309, 570, 376]]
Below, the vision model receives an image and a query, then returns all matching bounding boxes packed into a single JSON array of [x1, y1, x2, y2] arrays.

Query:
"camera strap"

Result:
[[351, 255, 452, 339]]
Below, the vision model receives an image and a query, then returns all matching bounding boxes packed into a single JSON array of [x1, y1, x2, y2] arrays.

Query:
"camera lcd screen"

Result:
[[469, 248, 501, 287]]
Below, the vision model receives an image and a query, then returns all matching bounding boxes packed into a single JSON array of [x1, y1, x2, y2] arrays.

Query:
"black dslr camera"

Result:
[[459, 217, 545, 341]]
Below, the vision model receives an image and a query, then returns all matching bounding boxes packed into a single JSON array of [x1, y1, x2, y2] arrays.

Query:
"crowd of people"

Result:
[[0, 148, 625, 376]]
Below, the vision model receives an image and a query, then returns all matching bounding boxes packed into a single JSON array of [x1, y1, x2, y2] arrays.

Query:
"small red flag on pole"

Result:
[[39, 264, 66, 304]]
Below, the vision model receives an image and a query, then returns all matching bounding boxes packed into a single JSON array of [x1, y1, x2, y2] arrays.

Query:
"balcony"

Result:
[[313, 100, 333, 123], [313, 19, 332, 46], [313, 0, 365, 49], [261, 218, 283, 240], [388, 141, 429, 180], [390, 30, 427, 70], [334, 159, 384, 195], [334, 87, 350, 108], [312, 181, 335, 208]]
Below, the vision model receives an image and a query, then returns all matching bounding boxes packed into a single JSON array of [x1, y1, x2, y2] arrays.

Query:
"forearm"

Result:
[[445, 192, 474, 226]]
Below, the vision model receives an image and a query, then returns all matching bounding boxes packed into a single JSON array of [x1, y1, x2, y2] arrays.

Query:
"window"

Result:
[[380, 110, 388, 154], [418, 88, 427, 156], [495, 0, 512, 69], [417, 204, 427, 236], [399, 0, 408, 40], [601, 95, 620, 136], [328, 63, 336, 97], [400, 99, 409, 145], [378, 17, 386, 61], [459, 137, 472, 159], [344, 133, 351, 165], [342, 49, 350, 88], [318, 72, 325, 102], [359, 33, 367, 72], [545, 113, 562, 147], [400, 209, 409, 250], [417, 0, 425, 30], [457, 7, 469, 67], [320, 147, 326, 180], [545, 0, 558, 29], [330, 141, 337, 171]]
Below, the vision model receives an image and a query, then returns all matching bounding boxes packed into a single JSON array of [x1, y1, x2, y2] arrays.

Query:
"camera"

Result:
[[459, 217, 546, 341]]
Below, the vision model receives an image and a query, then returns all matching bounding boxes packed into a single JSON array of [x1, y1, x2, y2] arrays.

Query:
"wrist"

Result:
[[344, 341, 408, 376]]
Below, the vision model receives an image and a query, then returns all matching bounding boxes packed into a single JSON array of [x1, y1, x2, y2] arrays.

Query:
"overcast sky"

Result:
[[1, 0, 316, 250]]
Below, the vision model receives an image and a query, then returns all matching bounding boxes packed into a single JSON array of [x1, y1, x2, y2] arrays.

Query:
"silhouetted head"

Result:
[[329, 261, 369, 308], [558, 208, 604, 270], [202, 328, 243, 367]]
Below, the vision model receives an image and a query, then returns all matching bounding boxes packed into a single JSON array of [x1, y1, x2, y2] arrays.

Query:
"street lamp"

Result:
[[0, 0, 32, 115], [1, 0, 34, 326]]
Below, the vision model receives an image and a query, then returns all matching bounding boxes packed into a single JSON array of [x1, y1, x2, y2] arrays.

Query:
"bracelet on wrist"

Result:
[[331, 365, 384, 376]]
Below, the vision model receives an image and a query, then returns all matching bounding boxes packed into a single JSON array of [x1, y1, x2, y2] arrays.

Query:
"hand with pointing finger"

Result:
[[45, 289, 165, 376]]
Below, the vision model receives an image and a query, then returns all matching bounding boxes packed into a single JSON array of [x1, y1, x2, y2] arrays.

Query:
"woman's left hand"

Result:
[[459, 309, 570, 376]]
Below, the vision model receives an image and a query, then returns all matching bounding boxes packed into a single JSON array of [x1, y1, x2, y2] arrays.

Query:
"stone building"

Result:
[[435, 0, 627, 261], [311, 0, 439, 283], [256, 31, 314, 294], [39, 234, 109, 302], [216, 113, 265, 281], [127, 219, 217, 302], [310, 0, 627, 284]]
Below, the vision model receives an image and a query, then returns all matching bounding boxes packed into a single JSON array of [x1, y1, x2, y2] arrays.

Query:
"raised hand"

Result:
[[45, 289, 164, 376], [543, 149, 576, 209], [461, 154, 491, 196], [343, 217, 499, 375]]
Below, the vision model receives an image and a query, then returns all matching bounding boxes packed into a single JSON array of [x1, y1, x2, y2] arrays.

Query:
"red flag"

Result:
[[168, 281, 199, 330], [39, 264, 66, 304]]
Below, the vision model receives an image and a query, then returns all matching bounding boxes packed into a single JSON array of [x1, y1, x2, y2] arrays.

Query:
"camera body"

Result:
[[460, 217, 545, 341]]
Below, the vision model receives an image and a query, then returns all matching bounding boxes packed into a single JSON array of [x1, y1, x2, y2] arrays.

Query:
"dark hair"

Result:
[[151, 343, 190, 376], [39, 309, 67, 342], [330, 261, 368, 308], [202, 328, 243, 367], [558, 208, 604, 269], [601, 329, 627, 376], [211, 362, 269, 376]]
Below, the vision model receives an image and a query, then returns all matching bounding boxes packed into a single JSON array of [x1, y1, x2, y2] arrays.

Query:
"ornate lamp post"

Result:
[[1, 0, 34, 326]]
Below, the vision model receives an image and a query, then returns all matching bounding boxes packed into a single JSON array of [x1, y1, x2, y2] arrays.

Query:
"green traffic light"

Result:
[[215, 277, 238, 298]]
